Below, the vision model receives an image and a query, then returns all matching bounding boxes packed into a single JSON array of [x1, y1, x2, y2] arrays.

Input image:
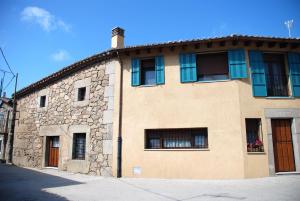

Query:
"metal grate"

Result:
[[72, 133, 86, 160], [145, 128, 208, 149]]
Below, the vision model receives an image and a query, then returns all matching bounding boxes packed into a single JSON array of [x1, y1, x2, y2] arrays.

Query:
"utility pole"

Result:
[[7, 73, 18, 164]]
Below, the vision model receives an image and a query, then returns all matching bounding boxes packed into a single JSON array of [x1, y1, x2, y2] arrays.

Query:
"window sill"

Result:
[[247, 152, 266, 155], [144, 148, 210, 151], [136, 84, 163, 88], [266, 96, 295, 99], [196, 79, 231, 83]]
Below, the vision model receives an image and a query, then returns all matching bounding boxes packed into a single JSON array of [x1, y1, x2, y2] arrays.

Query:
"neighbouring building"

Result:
[[12, 27, 300, 179], [0, 97, 13, 162]]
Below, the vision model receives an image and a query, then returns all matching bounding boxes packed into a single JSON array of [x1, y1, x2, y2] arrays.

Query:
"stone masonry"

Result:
[[13, 59, 116, 176]]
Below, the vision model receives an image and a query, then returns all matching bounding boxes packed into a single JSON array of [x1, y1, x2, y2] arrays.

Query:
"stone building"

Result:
[[12, 28, 300, 179]]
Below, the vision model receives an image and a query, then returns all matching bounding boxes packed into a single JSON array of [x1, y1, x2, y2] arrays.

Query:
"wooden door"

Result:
[[48, 136, 59, 167], [271, 119, 295, 172]]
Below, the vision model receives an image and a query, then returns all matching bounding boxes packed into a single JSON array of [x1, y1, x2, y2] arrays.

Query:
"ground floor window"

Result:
[[145, 128, 208, 149], [246, 118, 264, 152], [72, 133, 86, 160]]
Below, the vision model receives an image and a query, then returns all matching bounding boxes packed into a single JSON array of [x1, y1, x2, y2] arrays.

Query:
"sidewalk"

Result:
[[0, 163, 300, 201]]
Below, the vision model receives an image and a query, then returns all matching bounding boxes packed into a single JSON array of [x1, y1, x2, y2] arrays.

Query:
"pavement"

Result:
[[0, 163, 300, 201]]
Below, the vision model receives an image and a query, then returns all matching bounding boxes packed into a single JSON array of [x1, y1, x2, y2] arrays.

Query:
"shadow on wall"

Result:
[[0, 164, 82, 201]]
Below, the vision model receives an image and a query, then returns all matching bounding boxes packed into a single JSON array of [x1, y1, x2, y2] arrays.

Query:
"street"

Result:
[[0, 163, 299, 201]]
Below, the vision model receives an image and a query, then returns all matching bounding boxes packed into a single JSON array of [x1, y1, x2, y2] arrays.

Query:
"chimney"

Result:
[[111, 27, 125, 48]]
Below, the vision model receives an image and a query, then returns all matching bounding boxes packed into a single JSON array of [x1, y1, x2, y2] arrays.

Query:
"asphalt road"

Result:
[[0, 163, 300, 201]]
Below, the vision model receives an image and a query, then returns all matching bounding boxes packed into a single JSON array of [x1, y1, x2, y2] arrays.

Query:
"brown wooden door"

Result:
[[271, 119, 295, 172], [48, 136, 59, 167]]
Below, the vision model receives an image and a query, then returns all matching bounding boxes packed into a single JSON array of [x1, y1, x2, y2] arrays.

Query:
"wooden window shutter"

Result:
[[249, 50, 267, 97], [155, 56, 165, 84], [228, 49, 248, 79], [131, 58, 140, 86], [179, 53, 197, 83], [288, 52, 300, 97]]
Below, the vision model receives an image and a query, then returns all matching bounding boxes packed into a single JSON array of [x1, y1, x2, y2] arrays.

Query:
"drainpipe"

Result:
[[116, 51, 123, 178]]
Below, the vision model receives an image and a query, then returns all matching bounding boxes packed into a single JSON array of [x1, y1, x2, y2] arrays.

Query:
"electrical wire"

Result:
[[3, 75, 15, 91], [0, 47, 15, 76]]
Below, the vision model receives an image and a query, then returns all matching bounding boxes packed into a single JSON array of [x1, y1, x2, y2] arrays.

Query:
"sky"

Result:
[[0, 0, 300, 97]]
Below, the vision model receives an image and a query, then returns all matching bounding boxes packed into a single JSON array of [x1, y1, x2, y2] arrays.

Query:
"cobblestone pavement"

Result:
[[1, 164, 300, 201]]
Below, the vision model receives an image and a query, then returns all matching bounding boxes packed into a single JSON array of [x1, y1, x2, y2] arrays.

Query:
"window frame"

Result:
[[140, 57, 156, 86], [245, 118, 264, 153], [262, 52, 291, 97], [72, 133, 86, 160], [196, 51, 230, 82], [77, 87, 86, 101], [145, 128, 208, 150], [39, 95, 46, 108]]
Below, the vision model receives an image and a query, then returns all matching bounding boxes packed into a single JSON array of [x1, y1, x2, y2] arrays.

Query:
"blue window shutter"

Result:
[[179, 53, 197, 83], [249, 50, 267, 97], [228, 49, 247, 79], [288, 52, 300, 97], [155, 56, 165, 84], [131, 58, 140, 86]]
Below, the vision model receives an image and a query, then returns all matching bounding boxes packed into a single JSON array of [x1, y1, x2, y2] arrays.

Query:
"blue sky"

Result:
[[1, 0, 300, 96]]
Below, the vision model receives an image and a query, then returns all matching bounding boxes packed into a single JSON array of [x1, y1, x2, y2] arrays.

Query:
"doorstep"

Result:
[[276, 171, 300, 175], [43, 166, 59, 169]]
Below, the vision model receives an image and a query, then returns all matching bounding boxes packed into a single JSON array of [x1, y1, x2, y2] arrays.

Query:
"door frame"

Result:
[[271, 119, 296, 172], [265, 108, 300, 175], [44, 135, 60, 168]]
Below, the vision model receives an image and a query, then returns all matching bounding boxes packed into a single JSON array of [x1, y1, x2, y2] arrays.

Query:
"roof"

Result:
[[0, 97, 13, 107], [15, 34, 300, 99]]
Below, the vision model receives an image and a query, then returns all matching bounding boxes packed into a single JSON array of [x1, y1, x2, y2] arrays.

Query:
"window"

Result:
[[72, 133, 86, 160], [145, 128, 208, 149], [40, 96, 46, 107], [196, 52, 229, 81], [263, 53, 289, 96], [246, 118, 264, 152], [132, 56, 164, 86], [141, 58, 156, 85], [51, 136, 60, 148], [77, 87, 86, 101]]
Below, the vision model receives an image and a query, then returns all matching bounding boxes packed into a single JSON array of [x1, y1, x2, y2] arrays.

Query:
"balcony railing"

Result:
[[266, 74, 289, 97]]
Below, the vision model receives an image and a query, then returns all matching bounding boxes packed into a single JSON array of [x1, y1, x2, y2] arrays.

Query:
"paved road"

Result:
[[0, 164, 300, 201]]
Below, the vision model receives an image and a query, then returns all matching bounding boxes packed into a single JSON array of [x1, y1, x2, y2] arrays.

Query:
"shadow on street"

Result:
[[0, 163, 82, 201]]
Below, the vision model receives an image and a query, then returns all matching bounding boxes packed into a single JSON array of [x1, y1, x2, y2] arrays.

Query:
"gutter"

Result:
[[116, 51, 123, 178]]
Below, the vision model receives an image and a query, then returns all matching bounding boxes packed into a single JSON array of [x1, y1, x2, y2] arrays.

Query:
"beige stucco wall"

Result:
[[115, 44, 300, 179]]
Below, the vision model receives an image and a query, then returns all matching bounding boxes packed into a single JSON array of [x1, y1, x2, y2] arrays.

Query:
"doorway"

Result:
[[271, 119, 295, 172], [46, 136, 59, 167]]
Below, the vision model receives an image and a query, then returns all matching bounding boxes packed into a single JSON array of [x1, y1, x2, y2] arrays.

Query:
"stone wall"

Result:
[[13, 59, 116, 176]]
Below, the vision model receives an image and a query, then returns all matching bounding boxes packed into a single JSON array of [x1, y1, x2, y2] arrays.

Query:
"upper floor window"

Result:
[[264, 53, 289, 97], [180, 49, 247, 83], [141, 58, 156, 85], [196, 52, 229, 81], [249, 51, 300, 97], [40, 95, 46, 107], [77, 87, 86, 101], [131, 56, 165, 86], [145, 128, 208, 149]]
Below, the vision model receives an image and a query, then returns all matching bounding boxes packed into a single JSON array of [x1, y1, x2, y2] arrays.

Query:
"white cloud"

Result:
[[51, 50, 70, 62], [21, 6, 70, 32]]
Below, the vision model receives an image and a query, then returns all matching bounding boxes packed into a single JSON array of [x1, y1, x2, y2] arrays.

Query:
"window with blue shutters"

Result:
[[131, 56, 165, 86], [249, 51, 293, 97], [288, 52, 300, 97]]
